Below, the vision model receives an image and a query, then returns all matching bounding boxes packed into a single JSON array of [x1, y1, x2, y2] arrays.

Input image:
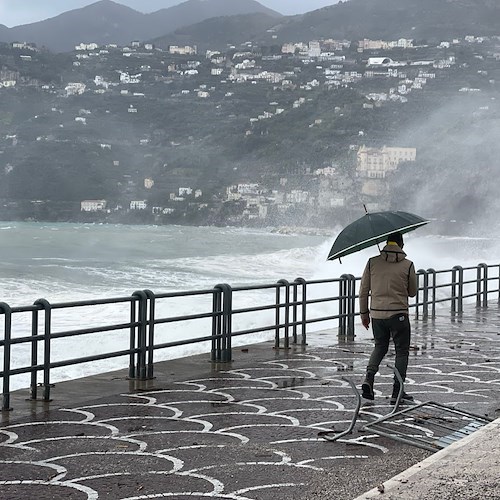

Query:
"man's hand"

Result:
[[361, 314, 370, 330]]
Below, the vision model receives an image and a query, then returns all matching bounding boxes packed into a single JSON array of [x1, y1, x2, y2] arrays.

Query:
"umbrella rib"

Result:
[[328, 220, 429, 260]]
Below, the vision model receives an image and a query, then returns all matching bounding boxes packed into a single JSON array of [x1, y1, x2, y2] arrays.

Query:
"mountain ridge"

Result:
[[0, 0, 282, 52], [3, 0, 499, 54], [270, 0, 500, 42], [159, 0, 500, 52]]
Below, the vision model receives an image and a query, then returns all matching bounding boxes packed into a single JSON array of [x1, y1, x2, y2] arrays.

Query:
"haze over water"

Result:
[[1, 221, 497, 304]]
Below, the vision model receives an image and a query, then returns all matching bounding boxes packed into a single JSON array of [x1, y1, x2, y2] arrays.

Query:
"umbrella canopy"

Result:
[[327, 210, 429, 261]]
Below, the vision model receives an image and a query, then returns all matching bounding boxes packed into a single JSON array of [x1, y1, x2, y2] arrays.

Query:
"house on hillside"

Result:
[[357, 145, 416, 178], [130, 200, 147, 210], [65, 83, 86, 96], [81, 200, 106, 212], [169, 45, 197, 55], [367, 57, 400, 67], [359, 39, 388, 51]]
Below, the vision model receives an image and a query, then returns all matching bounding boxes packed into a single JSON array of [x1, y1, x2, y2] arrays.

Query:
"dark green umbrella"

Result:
[[327, 210, 429, 261]]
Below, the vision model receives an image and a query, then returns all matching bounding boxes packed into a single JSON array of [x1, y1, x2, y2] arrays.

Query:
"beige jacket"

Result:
[[359, 243, 417, 320]]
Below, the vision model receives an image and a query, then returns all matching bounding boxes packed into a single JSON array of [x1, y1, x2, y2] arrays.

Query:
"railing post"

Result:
[[132, 291, 148, 380], [417, 269, 429, 320], [452, 265, 464, 315], [292, 279, 298, 345], [0, 302, 13, 411], [30, 305, 39, 401], [415, 270, 422, 319], [214, 284, 232, 362], [294, 277, 307, 345], [478, 263, 488, 307], [212, 285, 223, 362], [144, 289, 156, 379], [34, 299, 52, 401], [476, 265, 481, 307], [222, 284, 233, 362], [427, 268, 437, 319], [351, 274, 357, 337], [129, 295, 137, 379], [346, 274, 356, 338], [275, 282, 280, 348], [338, 274, 348, 336], [498, 264, 500, 304], [276, 279, 291, 350], [475, 264, 487, 308]]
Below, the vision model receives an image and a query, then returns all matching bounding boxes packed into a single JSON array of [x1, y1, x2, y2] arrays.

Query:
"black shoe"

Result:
[[390, 391, 414, 405], [361, 374, 375, 400]]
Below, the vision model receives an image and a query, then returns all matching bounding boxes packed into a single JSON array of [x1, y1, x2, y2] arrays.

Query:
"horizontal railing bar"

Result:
[[8, 305, 42, 314], [230, 325, 276, 337], [150, 289, 217, 299], [433, 297, 455, 304], [233, 316, 346, 338], [47, 349, 138, 369], [0, 323, 142, 346], [231, 295, 342, 315], [153, 311, 221, 325], [5, 296, 136, 314], [304, 315, 343, 325], [304, 278, 345, 285], [48, 296, 137, 309], [151, 334, 218, 350], [231, 303, 280, 315], [306, 296, 342, 306], [0, 348, 140, 377], [49, 322, 138, 339], [231, 283, 281, 292], [462, 293, 483, 300]]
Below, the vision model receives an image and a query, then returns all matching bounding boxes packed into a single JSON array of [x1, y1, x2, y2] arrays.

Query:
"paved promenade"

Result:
[[1, 304, 500, 499]]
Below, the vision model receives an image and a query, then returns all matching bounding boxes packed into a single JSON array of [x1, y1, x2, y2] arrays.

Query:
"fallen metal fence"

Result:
[[1, 262, 499, 411]]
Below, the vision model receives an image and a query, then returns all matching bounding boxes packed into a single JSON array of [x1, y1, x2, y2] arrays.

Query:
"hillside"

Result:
[[1, 28, 499, 230], [151, 0, 280, 33], [1, 0, 500, 230], [0, 0, 282, 53], [4, 0, 500, 54], [8, 1, 148, 52], [266, 0, 500, 43], [157, 0, 500, 48], [154, 13, 281, 51]]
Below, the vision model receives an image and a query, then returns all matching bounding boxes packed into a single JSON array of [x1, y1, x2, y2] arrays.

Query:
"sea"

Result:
[[1, 221, 498, 390]]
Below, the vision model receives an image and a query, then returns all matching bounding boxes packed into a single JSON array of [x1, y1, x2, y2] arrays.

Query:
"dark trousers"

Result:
[[367, 314, 411, 383]]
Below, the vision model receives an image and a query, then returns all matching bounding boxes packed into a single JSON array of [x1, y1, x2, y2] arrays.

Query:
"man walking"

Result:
[[359, 232, 417, 403]]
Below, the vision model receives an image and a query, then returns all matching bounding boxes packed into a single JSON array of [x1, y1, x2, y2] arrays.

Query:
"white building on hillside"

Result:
[[65, 83, 86, 96], [169, 45, 197, 55], [130, 200, 147, 210], [81, 200, 106, 212], [357, 145, 416, 178]]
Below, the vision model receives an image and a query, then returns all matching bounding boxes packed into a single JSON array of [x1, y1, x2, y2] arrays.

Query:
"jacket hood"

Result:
[[380, 243, 407, 263]]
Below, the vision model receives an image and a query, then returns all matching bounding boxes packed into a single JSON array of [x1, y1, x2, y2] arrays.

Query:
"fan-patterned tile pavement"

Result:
[[1, 305, 500, 499]]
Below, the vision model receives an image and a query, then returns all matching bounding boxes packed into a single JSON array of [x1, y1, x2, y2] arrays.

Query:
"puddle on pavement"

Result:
[[277, 377, 306, 388]]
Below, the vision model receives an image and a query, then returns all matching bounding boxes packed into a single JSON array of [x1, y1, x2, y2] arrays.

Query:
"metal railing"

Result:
[[1, 263, 499, 411]]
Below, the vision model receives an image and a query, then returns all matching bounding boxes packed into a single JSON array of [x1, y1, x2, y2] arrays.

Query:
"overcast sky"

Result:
[[0, 0, 341, 28]]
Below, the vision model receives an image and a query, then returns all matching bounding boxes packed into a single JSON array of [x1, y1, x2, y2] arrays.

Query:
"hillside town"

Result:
[[0, 31, 499, 227]]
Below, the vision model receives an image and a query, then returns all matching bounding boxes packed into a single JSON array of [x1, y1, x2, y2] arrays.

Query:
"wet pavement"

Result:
[[1, 304, 500, 499]]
